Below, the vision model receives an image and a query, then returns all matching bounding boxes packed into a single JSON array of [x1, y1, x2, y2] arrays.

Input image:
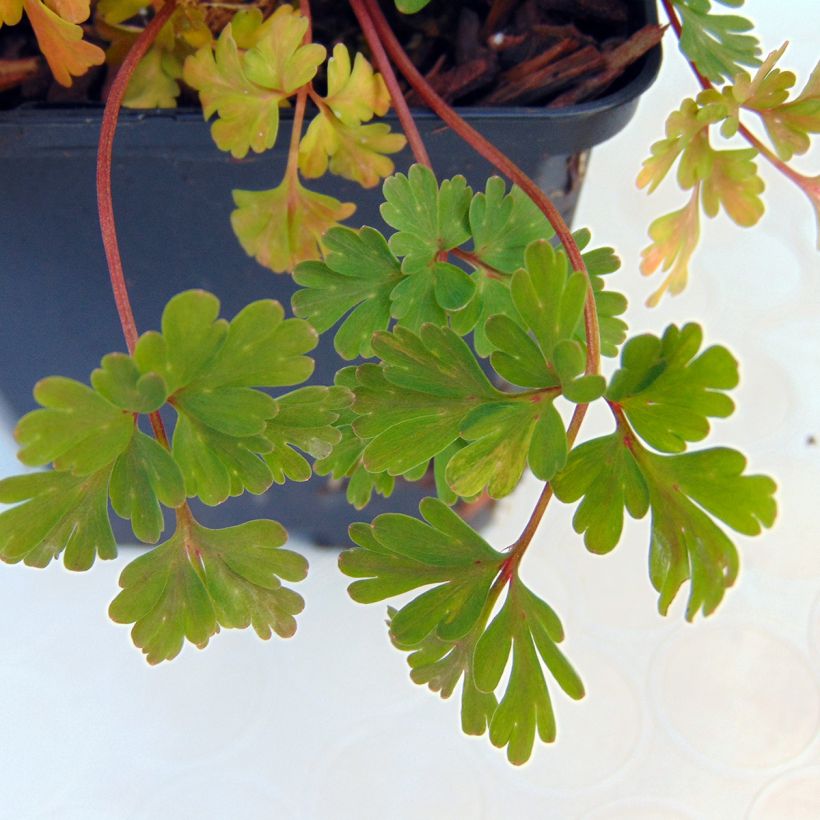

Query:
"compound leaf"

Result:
[[91, 352, 167, 413], [232, 179, 356, 273], [299, 43, 404, 187], [109, 517, 308, 664], [15, 376, 133, 475], [353, 325, 499, 476], [468, 177, 554, 274], [22, 0, 104, 87], [264, 385, 352, 484], [0, 467, 115, 570], [672, 0, 761, 84], [381, 165, 472, 273], [607, 323, 738, 453], [292, 226, 404, 359], [343, 501, 582, 766], [110, 430, 186, 544]]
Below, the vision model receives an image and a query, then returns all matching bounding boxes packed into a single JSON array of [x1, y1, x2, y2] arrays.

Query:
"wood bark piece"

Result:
[[549, 24, 664, 107], [0, 57, 41, 92], [481, 44, 605, 106]]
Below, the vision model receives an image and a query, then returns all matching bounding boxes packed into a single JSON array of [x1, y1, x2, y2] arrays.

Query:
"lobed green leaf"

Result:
[[110, 517, 307, 664]]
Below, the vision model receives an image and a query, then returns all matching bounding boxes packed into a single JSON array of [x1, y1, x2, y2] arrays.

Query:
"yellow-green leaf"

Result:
[[231, 178, 356, 273]]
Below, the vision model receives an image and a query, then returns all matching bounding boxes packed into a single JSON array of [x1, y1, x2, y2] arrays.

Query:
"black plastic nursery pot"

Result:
[[0, 2, 660, 545]]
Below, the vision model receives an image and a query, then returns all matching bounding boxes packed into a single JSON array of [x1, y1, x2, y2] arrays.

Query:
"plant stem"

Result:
[[299, 0, 312, 40], [347, 0, 431, 168], [284, 1, 314, 216], [354, 0, 602, 565], [97, 1, 177, 452], [356, 0, 600, 378], [286, 88, 309, 185], [450, 248, 507, 280], [97, 2, 179, 456], [96, 0, 177, 355]]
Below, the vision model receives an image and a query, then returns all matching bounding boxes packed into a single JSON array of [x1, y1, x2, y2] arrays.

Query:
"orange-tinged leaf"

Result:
[[637, 98, 708, 192], [760, 63, 820, 161], [231, 179, 356, 273], [24, 0, 104, 86], [700, 148, 764, 227], [731, 46, 820, 161], [43, 0, 89, 24], [183, 23, 285, 159], [243, 3, 325, 94], [640, 187, 701, 307], [0, 0, 23, 25], [323, 43, 390, 125], [299, 112, 406, 188]]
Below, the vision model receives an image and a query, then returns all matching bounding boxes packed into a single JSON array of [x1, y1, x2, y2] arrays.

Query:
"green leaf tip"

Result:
[[341, 500, 582, 764], [0, 468, 116, 571], [292, 226, 403, 360], [110, 515, 308, 665], [672, 0, 761, 84], [553, 427, 777, 620], [608, 322, 738, 452], [15, 376, 134, 475], [133, 290, 320, 507]]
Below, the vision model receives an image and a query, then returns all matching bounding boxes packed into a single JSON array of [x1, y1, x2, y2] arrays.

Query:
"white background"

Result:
[[1, 2, 819, 818]]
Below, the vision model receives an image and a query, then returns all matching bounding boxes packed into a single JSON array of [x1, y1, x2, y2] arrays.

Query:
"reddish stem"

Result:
[[351, 0, 604, 563], [97, 1, 177, 453], [347, 0, 431, 168], [450, 248, 506, 279], [660, 0, 710, 88], [96, 0, 177, 355], [354, 0, 600, 377]]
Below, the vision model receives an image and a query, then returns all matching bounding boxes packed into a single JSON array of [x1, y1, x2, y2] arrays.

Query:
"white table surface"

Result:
[[1, 3, 819, 818]]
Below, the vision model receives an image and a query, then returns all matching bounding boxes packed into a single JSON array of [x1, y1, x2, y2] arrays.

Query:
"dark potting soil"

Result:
[[0, 0, 661, 111]]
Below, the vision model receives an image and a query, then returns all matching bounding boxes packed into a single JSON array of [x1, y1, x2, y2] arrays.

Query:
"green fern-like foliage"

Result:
[[1, 157, 779, 763], [0, 290, 351, 664], [308, 164, 779, 763]]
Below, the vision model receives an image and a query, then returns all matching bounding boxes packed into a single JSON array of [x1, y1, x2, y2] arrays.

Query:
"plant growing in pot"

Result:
[[0, 0, 816, 765]]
